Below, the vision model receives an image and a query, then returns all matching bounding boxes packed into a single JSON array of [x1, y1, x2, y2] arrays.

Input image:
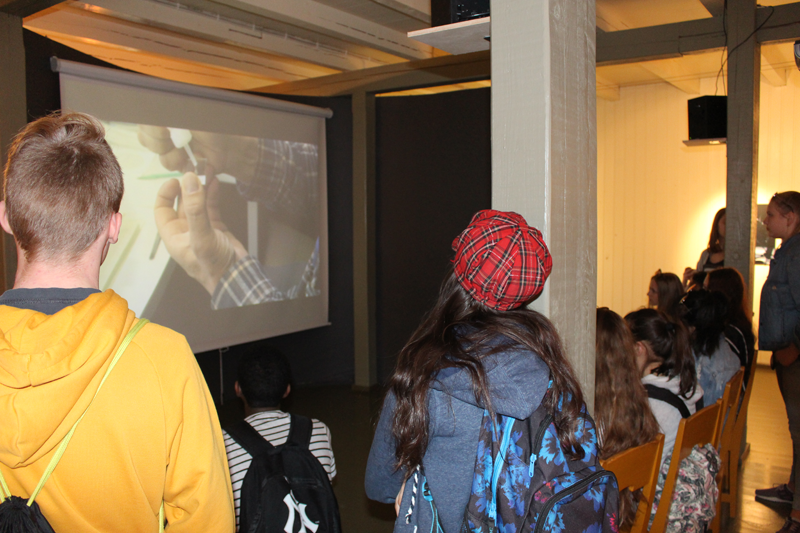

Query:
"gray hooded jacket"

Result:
[[365, 336, 550, 532]]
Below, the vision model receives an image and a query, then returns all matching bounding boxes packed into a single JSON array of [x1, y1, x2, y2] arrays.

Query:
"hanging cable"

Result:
[[715, 4, 776, 96]]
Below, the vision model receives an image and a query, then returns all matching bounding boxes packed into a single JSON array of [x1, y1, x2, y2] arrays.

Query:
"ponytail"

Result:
[[625, 308, 697, 399]]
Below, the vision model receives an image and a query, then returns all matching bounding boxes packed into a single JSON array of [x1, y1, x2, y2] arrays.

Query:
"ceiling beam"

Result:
[[0, 0, 61, 17], [200, 0, 433, 60], [26, 6, 337, 81], [260, 50, 489, 96], [370, 0, 429, 24], [597, 2, 800, 66], [597, 15, 724, 65], [79, 0, 403, 71], [756, 2, 800, 44]]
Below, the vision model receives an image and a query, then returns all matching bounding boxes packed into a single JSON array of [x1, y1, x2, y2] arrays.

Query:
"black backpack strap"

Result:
[[225, 420, 275, 457], [287, 414, 313, 449], [644, 384, 691, 419]]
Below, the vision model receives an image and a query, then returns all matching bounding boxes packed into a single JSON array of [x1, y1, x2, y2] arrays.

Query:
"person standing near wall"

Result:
[[684, 207, 726, 287], [755, 191, 800, 533]]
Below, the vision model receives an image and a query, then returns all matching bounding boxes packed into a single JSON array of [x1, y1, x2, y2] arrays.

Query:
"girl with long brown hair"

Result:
[[705, 267, 755, 380], [595, 307, 660, 529], [647, 270, 685, 322], [365, 210, 586, 533]]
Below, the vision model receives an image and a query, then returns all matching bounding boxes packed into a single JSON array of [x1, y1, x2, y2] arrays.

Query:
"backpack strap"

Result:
[[0, 318, 149, 506], [644, 384, 691, 419], [287, 414, 313, 449], [225, 420, 275, 458]]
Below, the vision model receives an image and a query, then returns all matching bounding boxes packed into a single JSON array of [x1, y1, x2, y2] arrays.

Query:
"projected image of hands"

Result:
[[137, 125, 321, 310], [98, 120, 322, 316]]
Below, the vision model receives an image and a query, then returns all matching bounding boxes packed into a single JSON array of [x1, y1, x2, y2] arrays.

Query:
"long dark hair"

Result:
[[625, 308, 697, 399], [389, 271, 585, 474], [681, 289, 728, 357], [705, 267, 753, 340], [707, 208, 726, 254], [651, 270, 684, 321], [595, 308, 660, 529]]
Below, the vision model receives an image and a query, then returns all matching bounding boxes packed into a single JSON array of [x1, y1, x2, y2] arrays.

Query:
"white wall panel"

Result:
[[598, 70, 800, 326], [597, 71, 800, 322]]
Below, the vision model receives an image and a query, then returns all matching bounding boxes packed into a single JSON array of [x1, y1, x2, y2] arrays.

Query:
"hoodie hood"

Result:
[[0, 290, 135, 467], [430, 333, 549, 420]]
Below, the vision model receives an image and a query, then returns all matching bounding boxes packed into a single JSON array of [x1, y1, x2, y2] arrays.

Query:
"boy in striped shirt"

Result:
[[223, 346, 336, 528]]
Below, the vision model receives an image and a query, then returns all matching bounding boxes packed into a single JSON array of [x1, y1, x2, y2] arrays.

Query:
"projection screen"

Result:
[[53, 58, 331, 353]]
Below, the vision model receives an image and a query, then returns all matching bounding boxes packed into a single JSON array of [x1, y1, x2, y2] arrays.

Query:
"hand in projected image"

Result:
[[155, 173, 247, 294], [138, 125, 259, 184]]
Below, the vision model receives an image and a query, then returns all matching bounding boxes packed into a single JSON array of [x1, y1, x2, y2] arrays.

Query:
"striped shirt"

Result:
[[223, 411, 336, 528]]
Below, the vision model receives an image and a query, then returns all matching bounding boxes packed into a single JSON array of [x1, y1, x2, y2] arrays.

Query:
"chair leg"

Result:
[[728, 448, 739, 518], [711, 504, 720, 533]]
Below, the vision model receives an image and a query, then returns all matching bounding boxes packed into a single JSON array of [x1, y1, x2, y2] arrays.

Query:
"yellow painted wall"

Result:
[[597, 70, 800, 331]]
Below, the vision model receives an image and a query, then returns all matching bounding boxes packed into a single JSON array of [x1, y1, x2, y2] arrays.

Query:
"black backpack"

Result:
[[226, 415, 341, 533]]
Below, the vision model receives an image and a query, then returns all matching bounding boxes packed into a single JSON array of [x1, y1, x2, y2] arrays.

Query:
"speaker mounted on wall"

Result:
[[683, 95, 727, 146], [431, 0, 490, 27]]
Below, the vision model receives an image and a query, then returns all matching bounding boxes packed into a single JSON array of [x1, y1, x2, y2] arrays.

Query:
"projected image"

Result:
[[99, 121, 321, 316]]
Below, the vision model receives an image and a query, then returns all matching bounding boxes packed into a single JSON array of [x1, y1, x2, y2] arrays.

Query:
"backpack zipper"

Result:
[[532, 470, 616, 533], [490, 416, 516, 521]]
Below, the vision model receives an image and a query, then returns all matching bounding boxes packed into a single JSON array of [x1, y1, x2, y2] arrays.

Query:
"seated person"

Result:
[[704, 267, 755, 383], [596, 307, 661, 530], [648, 270, 684, 322], [625, 309, 703, 468], [681, 289, 741, 406], [223, 346, 336, 528]]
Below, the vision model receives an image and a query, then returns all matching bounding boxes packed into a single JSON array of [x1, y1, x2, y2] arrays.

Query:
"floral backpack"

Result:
[[461, 387, 620, 533], [649, 443, 720, 533]]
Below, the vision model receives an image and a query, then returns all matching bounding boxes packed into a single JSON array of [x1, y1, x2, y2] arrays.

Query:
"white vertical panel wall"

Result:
[[597, 71, 800, 323]]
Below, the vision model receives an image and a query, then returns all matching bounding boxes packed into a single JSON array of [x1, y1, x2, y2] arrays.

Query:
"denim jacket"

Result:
[[759, 233, 800, 351]]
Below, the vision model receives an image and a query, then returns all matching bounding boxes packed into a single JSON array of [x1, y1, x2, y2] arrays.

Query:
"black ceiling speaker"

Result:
[[431, 0, 490, 27], [688, 95, 727, 140]]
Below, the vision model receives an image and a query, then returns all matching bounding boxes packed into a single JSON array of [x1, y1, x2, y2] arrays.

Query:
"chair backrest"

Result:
[[600, 433, 665, 533], [715, 367, 745, 449], [648, 400, 722, 533], [733, 364, 756, 439]]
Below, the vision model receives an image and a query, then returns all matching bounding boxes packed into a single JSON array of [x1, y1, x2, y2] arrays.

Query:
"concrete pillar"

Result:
[[491, 0, 597, 410], [0, 13, 27, 293], [725, 0, 760, 305], [351, 90, 378, 389]]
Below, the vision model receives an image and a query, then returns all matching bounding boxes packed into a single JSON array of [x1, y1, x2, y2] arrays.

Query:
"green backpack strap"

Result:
[[0, 318, 149, 507]]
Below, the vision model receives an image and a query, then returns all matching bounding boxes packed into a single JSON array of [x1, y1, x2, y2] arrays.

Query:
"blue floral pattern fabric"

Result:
[[462, 390, 620, 533]]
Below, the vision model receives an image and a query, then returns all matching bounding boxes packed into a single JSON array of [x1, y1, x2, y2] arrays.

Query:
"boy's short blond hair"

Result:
[[3, 112, 123, 262]]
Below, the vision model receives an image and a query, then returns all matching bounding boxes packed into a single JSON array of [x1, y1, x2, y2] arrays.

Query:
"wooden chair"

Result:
[[649, 400, 722, 533], [600, 434, 665, 533], [710, 367, 745, 533], [718, 366, 756, 519]]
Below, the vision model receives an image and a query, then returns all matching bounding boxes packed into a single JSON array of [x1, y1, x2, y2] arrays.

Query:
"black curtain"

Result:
[[375, 88, 492, 383]]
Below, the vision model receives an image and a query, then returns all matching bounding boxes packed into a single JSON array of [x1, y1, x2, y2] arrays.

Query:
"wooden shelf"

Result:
[[408, 17, 490, 55], [682, 137, 726, 146]]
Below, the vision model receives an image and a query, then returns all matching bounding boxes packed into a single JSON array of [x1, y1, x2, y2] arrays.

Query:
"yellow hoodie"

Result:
[[0, 290, 234, 532]]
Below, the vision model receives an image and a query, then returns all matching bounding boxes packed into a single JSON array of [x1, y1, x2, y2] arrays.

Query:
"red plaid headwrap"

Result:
[[451, 210, 552, 311]]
